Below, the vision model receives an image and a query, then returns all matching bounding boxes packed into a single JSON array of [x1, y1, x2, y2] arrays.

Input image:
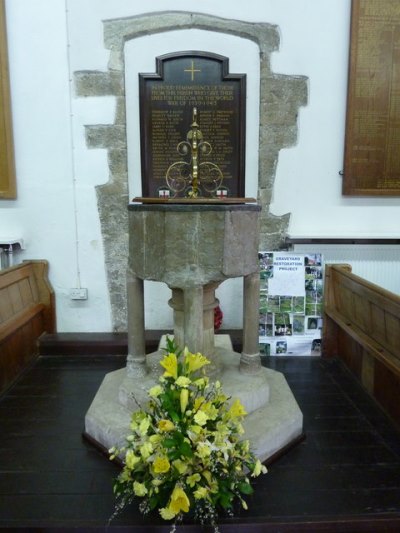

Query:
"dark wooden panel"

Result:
[[374, 359, 400, 426], [38, 329, 244, 355], [0, 261, 55, 395], [324, 263, 400, 428]]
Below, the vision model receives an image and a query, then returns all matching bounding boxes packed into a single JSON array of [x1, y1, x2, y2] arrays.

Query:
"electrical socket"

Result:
[[69, 288, 88, 300]]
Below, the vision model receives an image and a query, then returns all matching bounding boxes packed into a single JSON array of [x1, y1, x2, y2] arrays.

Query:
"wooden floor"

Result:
[[1, 354, 400, 532]]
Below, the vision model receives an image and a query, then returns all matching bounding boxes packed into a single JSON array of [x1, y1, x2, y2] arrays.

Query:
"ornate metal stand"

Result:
[[166, 108, 223, 198]]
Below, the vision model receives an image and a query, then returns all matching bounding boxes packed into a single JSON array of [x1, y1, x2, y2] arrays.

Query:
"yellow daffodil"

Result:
[[193, 377, 209, 388], [215, 392, 228, 403], [251, 459, 268, 477], [196, 442, 211, 459], [236, 422, 245, 435], [139, 417, 150, 435], [241, 439, 250, 453], [149, 433, 162, 444], [186, 352, 210, 373], [125, 449, 141, 469], [160, 352, 178, 379], [158, 419, 175, 432], [203, 402, 218, 420], [194, 486, 209, 499], [194, 409, 208, 426], [131, 411, 146, 431], [186, 473, 201, 487], [168, 485, 190, 515], [194, 396, 205, 410], [187, 427, 202, 442], [133, 481, 148, 496], [202, 470, 212, 484], [172, 459, 188, 474], [140, 441, 153, 459], [153, 455, 170, 474], [228, 398, 247, 418], [180, 388, 189, 413], [159, 507, 176, 520], [149, 384, 163, 397], [175, 376, 191, 387], [189, 424, 202, 434], [119, 469, 132, 482]]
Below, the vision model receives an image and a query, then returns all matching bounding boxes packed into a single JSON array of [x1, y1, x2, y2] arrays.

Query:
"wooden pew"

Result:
[[0, 260, 55, 394], [323, 263, 400, 427]]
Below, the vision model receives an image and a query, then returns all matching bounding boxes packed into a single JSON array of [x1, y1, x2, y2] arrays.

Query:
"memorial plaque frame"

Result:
[[0, 0, 16, 200], [343, 0, 400, 196], [139, 51, 246, 198]]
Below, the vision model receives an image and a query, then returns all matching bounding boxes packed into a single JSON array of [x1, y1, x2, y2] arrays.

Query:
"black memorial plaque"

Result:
[[139, 51, 246, 198]]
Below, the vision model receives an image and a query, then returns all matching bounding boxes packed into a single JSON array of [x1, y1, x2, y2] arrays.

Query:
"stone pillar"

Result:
[[126, 269, 147, 378], [183, 286, 204, 354], [169, 283, 221, 372], [169, 288, 185, 349], [240, 271, 262, 374]]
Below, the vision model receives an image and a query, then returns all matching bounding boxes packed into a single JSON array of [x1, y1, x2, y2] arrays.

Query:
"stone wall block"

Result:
[[265, 124, 299, 150], [260, 75, 308, 104], [260, 210, 290, 234], [104, 12, 193, 50], [108, 148, 128, 179], [97, 184, 129, 331], [107, 49, 124, 72], [257, 148, 279, 189], [258, 187, 273, 207], [104, 12, 279, 53], [114, 97, 126, 125], [74, 70, 124, 97], [193, 14, 279, 50], [85, 124, 126, 150], [261, 101, 299, 126], [259, 211, 290, 251]]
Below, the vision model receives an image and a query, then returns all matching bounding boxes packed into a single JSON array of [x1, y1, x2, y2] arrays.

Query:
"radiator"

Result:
[[292, 244, 400, 296]]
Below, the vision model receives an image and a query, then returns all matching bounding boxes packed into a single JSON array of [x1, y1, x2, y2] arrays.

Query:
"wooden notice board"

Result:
[[343, 0, 400, 196], [0, 0, 16, 199]]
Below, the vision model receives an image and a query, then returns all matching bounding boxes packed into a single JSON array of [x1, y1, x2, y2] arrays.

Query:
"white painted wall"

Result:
[[2, 0, 399, 332]]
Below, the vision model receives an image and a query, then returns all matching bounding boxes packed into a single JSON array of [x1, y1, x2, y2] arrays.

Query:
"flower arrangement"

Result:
[[109, 337, 267, 531]]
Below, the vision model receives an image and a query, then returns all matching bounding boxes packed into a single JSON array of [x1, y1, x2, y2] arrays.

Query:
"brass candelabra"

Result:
[[165, 108, 223, 198]]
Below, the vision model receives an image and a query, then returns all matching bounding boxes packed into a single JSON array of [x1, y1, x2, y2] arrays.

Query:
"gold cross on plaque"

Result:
[[184, 60, 201, 81]]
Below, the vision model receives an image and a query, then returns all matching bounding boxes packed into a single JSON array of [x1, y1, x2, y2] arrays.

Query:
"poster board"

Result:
[[258, 252, 323, 356]]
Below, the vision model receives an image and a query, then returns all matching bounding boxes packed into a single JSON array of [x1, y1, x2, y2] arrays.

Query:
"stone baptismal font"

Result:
[[84, 50, 303, 462], [85, 202, 303, 462]]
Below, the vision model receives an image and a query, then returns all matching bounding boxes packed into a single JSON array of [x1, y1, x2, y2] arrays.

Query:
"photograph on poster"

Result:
[[258, 252, 323, 356]]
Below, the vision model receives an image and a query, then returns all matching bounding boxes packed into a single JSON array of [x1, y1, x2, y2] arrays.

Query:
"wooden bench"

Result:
[[0, 260, 55, 394], [323, 263, 400, 427]]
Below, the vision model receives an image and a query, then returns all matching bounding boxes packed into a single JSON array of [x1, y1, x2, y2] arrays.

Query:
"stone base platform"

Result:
[[84, 336, 303, 463]]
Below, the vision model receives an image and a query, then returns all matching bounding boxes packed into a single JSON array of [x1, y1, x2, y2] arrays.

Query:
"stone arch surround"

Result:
[[74, 11, 308, 332]]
